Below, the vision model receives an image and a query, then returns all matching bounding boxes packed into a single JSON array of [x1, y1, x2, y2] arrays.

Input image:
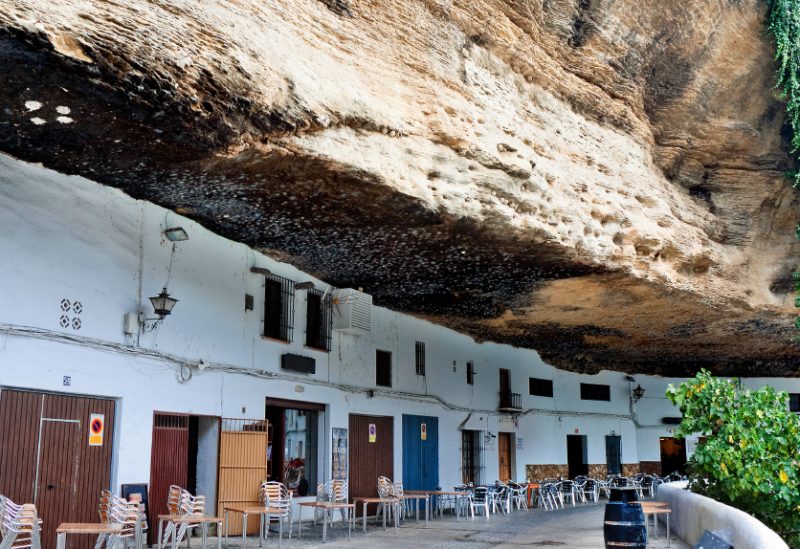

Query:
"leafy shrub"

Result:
[[667, 370, 800, 547]]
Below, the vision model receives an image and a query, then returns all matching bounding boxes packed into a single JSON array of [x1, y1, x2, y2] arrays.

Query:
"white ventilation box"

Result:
[[332, 289, 372, 334]]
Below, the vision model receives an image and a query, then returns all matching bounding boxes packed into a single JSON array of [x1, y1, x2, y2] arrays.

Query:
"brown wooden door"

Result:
[[349, 414, 393, 513], [149, 413, 189, 542], [498, 432, 512, 482], [0, 389, 115, 549]]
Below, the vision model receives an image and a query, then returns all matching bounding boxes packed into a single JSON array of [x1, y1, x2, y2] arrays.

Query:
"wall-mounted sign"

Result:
[[89, 414, 104, 446], [574, 428, 580, 434], [516, 437, 524, 450], [421, 422, 427, 441], [368, 423, 376, 443], [332, 428, 348, 480]]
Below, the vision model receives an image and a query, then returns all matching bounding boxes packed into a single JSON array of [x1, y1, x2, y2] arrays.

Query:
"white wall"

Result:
[[2, 152, 800, 499]]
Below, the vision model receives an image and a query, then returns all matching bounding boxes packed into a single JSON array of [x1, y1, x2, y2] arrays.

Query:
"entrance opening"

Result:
[[498, 432, 513, 482], [265, 398, 324, 496], [460, 430, 484, 485], [566, 435, 588, 479], [605, 435, 622, 475], [659, 437, 687, 476]]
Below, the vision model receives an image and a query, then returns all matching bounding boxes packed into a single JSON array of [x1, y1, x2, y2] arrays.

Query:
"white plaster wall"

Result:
[[4, 152, 800, 502]]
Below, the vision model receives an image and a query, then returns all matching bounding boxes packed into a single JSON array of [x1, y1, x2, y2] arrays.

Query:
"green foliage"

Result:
[[667, 371, 800, 547], [768, 1, 800, 335]]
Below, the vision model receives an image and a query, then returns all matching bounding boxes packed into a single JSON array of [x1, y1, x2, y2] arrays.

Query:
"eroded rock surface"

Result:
[[0, 0, 798, 375]]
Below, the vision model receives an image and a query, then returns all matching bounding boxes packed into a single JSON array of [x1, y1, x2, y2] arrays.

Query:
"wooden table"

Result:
[[526, 484, 540, 507], [55, 523, 123, 549], [223, 505, 286, 548], [396, 494, 429, 523], [406, 490, 471, 519], [157, 514, 223, 549], [296, 501, 355, 542], [352, 497, 399, 534], [640, 502, 671, 548]]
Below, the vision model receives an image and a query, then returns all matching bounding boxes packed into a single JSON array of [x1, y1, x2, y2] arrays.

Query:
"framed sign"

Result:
[[332, 428, 348, 480]]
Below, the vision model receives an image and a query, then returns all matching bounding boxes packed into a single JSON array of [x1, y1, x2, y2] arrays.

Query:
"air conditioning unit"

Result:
[[332, 288, 372, 334]]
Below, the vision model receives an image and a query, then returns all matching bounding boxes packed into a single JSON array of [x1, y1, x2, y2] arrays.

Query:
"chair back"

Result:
[[472, 487, 488, 503], [260, 482, 291, 518]]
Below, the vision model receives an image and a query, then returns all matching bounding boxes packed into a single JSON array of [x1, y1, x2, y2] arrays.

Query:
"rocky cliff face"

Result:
[[1, 0, 798, 375]]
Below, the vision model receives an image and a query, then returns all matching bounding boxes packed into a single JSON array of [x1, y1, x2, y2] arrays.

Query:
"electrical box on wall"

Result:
[[123, 313, 139, 335]]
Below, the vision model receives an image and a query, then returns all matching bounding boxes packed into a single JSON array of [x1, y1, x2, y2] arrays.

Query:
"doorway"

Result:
[[402, 415, 438, 491], [149, 413, 220, 541], [349, 414, 393, 512], [659, 437, 687, 476], [499, 369, 511, 408], [566, 435, 588, 479], [0, 389, 115, 549], [498, 432, 513, 482]]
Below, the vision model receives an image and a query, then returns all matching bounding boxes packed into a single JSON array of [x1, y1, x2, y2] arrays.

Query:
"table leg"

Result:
[[654, 512, 659, 539], [157, 519, 164, 549], [217, 521, 222, 549], [362, 503, 367, 534], [382, 504, 387, 531], [224, 511, 228, 549], [297, 506, 302, 539], [347, 506, 352, 540], [322, 508, 328, 543], [666, 514, 670, 548], [56, 533, 66, 549], [202, 523, 207, 549], [242, 513, 248, 549]]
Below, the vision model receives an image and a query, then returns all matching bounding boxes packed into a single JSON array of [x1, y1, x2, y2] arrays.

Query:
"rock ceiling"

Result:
[[1, 0, 799, 376]]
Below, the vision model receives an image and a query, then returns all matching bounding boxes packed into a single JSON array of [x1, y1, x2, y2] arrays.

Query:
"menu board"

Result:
[[332, 427, 348, 480]]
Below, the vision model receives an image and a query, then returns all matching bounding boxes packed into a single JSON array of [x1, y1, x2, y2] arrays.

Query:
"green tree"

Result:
[[667, 371, 800, 547]]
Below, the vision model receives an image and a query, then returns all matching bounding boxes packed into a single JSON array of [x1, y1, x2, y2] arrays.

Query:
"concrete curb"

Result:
[[656, 481, 788, 549]]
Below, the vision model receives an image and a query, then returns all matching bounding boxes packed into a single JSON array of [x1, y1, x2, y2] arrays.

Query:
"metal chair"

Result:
[[259, 481, 292, 543], [467, 487, 490, 519], [0, 497, 41, 549]]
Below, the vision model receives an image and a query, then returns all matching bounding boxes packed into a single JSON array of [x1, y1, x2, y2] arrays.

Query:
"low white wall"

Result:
[[657, 481, 788, 549]]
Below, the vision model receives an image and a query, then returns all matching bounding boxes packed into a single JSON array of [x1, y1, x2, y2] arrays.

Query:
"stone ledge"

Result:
[[656, 481, 788, 549]]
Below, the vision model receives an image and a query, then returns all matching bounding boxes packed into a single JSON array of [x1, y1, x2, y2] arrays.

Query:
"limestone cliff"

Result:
[[0, 0, 798, 375]]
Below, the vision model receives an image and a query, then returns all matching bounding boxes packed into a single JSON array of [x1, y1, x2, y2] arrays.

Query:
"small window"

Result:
[[529, 377, 553, 397], [580, 383, 610, 401], [790, 393, 800, 412], [415, 342, 426, 376], [466, 361, 474, 385], [305, 289, 332, 351], [263, 274, 295, 342], [376, 350, 392, 387]]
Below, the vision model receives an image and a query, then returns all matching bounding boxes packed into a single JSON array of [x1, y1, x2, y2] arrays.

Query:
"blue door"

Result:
[[402, 414, 439, 490]]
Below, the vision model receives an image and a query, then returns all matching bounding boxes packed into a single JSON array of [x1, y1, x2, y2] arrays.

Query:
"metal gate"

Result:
[[0, 389, 115, 549], [401, 415, 438, 491], [148, 413, 189, 542], [217, 419, 269, 535], [348, 414, 393, 512]]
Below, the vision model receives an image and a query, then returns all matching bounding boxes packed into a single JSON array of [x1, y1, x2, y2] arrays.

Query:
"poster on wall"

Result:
[[368, 423, 376, 443], [332, 428, 348, 480]]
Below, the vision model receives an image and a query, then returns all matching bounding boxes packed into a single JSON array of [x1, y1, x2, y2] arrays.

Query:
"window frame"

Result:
[[376, 349, 392, 387], [305, 289, 332, 351], [415, 341, 426, 376], [529, 377, 554, 398], [580, 383, 611, 401], [790, 393, 800, 412], [263, 274, 295, 342]]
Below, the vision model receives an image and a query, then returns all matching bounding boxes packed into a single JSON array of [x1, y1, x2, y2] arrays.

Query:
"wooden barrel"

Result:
[[603, 487, 647, 549]]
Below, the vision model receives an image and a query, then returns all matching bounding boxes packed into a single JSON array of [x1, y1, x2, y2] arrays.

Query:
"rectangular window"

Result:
[[529, 377, 554, 397], [415, 342, 426, 376], [264, 274, 295, 342], [376, 350, 392, 387], [466, 361, 474, 385], [790, 393, 800, 412], [461, 430, 484, 485], [581, 383, 610, 401], [305, 289, 332, 351]]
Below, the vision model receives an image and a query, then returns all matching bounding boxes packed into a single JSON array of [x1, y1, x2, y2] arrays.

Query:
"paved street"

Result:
[[215, 503, 689, 548]]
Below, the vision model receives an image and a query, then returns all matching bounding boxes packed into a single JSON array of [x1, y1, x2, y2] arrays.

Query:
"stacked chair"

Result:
[[159, 486, 206, 549], [258, 481, 292, 543], [315, 480, 350, 525], [97, 491, 144, 549], [0, 496, 41, 549]]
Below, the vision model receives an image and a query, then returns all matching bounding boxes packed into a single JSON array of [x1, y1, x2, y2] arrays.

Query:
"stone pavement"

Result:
[[214, 503, 689, 548]]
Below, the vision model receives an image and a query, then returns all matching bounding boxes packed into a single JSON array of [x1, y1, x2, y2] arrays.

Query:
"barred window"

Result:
[[264, 274, 295, 342], [305, 289, 332, 351], [790, 393, 800, 412], [415, 342, 426, 376]]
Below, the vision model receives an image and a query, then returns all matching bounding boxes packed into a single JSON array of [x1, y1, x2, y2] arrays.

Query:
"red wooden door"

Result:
[[348, 414, 393, 513], [0, 389, 115, 549], [148, 413, 189, 541]]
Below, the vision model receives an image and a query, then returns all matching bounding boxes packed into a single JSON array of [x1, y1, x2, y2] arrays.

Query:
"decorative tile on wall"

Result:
[[639, 461, 661, 476], [525, 464, 569, 481], [58, 298, 83, 330], [588, 463, 607, 479]]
